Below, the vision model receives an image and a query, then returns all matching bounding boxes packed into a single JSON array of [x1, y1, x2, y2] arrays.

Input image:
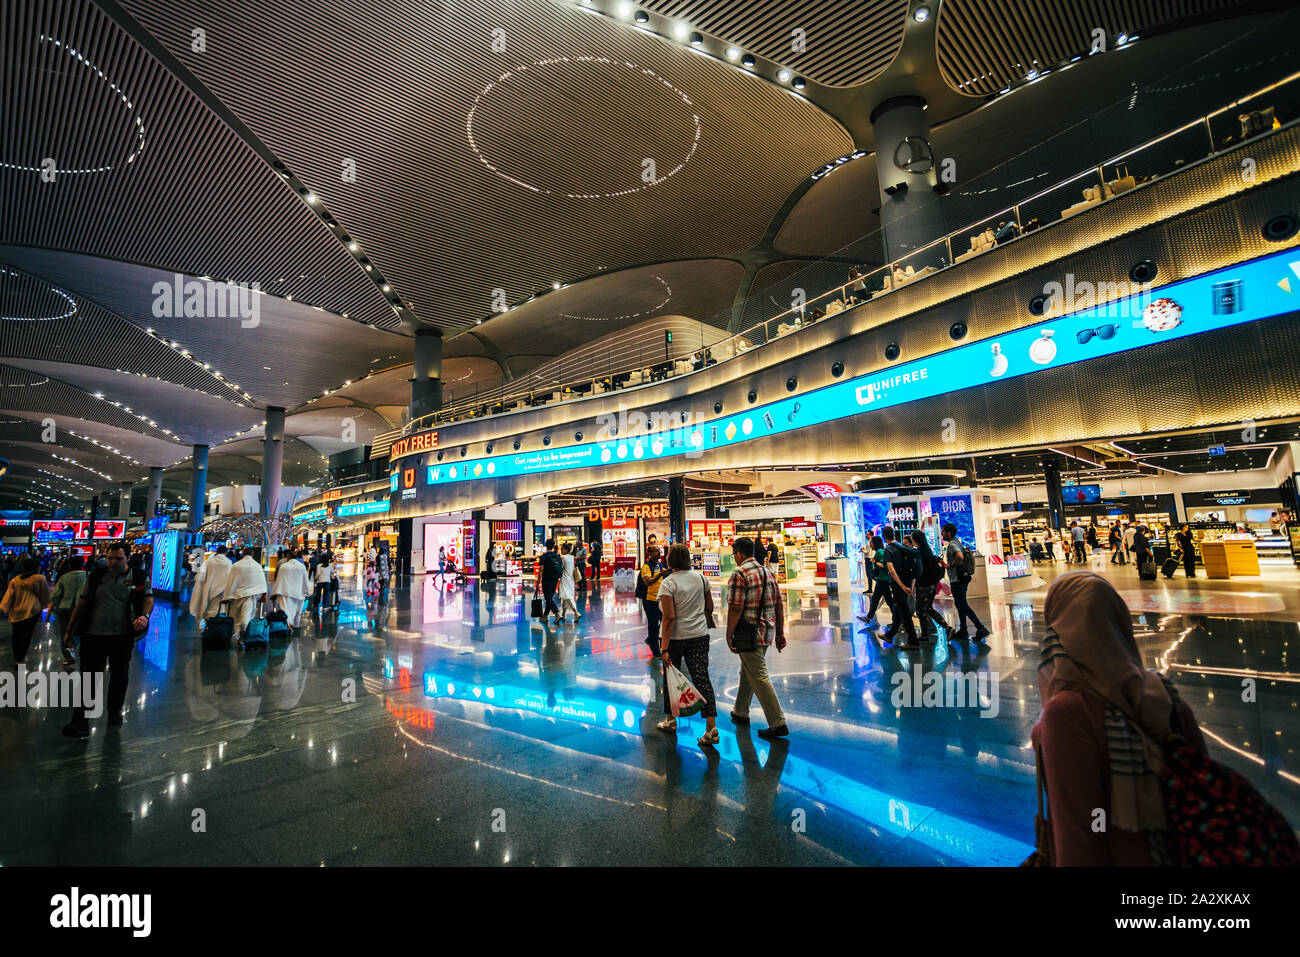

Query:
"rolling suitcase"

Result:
[[201, 603, 235, 652], [1139, 561, 1158, 581], [266, 604, 291, 639], [1161, 557, 1180, 579], [244, 616, 270, 648]]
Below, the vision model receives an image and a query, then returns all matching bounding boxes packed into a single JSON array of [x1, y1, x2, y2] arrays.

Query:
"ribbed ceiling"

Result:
[[936, 0, 1253, 96], [0, 0, 397, 327], [117, 0, 852, 333], [638, 0, 910, 88]]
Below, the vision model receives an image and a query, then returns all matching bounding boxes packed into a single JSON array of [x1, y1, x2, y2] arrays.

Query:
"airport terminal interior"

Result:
[[2, 0, 1300, 873]]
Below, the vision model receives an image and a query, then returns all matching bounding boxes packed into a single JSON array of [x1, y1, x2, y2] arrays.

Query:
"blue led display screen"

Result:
[[415, 248, 1300, 490]]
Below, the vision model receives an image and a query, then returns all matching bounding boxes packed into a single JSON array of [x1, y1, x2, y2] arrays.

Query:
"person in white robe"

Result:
[[188, 546, 233, 621], [225, 551, 269, 635], [271, 551, 310, 629]]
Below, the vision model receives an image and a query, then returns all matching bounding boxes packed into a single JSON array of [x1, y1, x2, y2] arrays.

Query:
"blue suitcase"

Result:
[[244, 617, 270, 647], [266, 607, 291, 639]]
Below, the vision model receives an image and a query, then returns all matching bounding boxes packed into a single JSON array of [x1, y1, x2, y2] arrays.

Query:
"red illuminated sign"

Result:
[[802, 483, 842, 500], [403, 468, 415, 489], [92, 520, 126, 539], [389, 430, 440, 461]]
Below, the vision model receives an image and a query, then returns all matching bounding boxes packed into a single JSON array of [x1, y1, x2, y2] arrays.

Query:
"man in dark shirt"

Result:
[[62, 542, 152, 737], [588, 538, 602, 582], [539, 539, 563, 623]]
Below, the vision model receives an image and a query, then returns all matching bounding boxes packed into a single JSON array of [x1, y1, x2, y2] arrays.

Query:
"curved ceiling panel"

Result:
[[0, 248, 408, 408], [637, 0, 910, 88], [117, 0, 851, 332], [0, 0, 397, 327], [474, 259, 745, 370], [936, 0, 1256, 97], [773, 156, 879, 257]]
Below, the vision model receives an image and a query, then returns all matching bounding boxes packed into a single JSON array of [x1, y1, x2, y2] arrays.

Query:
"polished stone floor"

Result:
[[0, 559, 1295, 866]]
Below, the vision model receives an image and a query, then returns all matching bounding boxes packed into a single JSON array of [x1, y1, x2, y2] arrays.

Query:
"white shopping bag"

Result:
[[665, 663, 705, 717]]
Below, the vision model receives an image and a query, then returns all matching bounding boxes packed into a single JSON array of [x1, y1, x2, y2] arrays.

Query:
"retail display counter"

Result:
[[1199, 539, 1260, 578]]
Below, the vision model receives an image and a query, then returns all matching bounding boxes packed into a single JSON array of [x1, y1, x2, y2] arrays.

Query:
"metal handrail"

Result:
[[398, 69, 1300, 438]]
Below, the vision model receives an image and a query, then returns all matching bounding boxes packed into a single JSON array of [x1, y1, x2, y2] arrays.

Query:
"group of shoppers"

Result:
[[863, 523, 989, 650], [650, 536, 788, 747]]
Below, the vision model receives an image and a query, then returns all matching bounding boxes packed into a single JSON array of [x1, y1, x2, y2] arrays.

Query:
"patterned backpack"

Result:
[[1159, 706, 1300, 866]]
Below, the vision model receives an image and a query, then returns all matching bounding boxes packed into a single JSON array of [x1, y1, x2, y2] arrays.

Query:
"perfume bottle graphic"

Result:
[[990, 342, 1008, 377], [1029, 330, 1057, 365]]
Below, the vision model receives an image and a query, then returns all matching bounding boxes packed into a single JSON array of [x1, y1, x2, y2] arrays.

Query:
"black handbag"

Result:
[[530, 596, 544, 618], [731, 567, 772, 653]]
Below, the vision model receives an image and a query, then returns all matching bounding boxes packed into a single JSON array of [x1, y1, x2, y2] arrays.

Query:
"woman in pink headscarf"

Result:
[[1032, 571, 1206, 865]]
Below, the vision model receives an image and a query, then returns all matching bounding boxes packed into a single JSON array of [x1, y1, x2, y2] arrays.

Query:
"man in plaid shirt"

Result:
[[725, 536, 789, 739]]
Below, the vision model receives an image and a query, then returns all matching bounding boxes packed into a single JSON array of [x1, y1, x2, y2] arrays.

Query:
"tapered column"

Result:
[[188, 444, 209, 531], [261, 406, 285, 516], [409, 328, 444, 423], [146, 467, 164, 520]]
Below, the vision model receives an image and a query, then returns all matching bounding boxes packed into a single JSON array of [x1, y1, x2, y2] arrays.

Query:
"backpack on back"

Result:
[[886, 543, 918, 586]]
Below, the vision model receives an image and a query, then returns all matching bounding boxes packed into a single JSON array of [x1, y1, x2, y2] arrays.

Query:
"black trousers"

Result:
[[662, 633, 716, 717], [1074, 542, 1086, 562], [866, 578, 889, 618], [642, 599, 663, 656], [10, 616, 38, 664], [1184, 550, 1196, 578], [882, 583, 918, 642], [590, 560, 601, 581], [72, 633, 134, 723], [950, 577, 985, 633], [542, 579, 560, 616]]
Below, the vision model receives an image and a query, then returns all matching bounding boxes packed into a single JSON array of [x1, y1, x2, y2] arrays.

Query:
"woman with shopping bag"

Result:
[[655, 543, 719, 747]]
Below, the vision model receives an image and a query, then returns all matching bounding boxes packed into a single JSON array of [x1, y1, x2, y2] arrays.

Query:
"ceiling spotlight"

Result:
[[792, 76, 806, 90], [348, 241, 358, 251], [305, 193, 316, 204], [1026, 70, 1038, 79], [689, 31, 704, 47], [725, 46, 741, 61], [741, 53, 756, 68], [913, 5, 931, 22], [634, 10, 649, 24], [674, 23, 690, 40], [1117, 33, 1128, 45], [617, 1, 631, 17], [777, 69, 792, 83], [552, 282, 562, 289]]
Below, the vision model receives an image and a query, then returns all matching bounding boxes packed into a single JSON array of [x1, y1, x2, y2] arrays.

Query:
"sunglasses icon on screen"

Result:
[[1076, 323, 1119, 344]]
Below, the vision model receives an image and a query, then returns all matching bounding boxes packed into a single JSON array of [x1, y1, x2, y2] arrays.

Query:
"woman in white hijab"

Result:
[[271, 549, 310, 630], [189, 545, 233, 622]]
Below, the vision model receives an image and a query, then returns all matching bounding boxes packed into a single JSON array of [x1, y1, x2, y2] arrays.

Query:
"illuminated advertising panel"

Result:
[[336, 500, 390, 517], [92, 520, 126, 539], [151, 529, 180, 593], [32, 520, 89, 543], [413, 248, 1300, 491], [929, 493, 975, 545]]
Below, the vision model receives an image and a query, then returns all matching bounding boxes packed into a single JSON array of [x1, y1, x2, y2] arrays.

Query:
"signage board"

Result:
[[587, 502, 668, 522], [1005, 553, 1031, 579], [852, 473, 959, 495], [401, 248, 1300, 496], [1208, 445, 1226, 457], [92, 520, 126, 539], [388, 430, 440, 461], [32, 520, 89, 543], [336, 500, 390, 517]]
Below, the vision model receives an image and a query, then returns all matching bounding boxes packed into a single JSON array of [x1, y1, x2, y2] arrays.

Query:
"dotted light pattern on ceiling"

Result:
[[466, 56, 702, 199], [0, 34, 146, 175]]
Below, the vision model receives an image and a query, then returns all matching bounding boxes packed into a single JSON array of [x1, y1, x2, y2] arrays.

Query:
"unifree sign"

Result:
[[414, 248, 1300, 490]]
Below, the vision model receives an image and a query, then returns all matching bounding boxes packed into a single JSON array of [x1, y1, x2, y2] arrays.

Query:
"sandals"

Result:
[[697, 727, 719, 747], [656, 718, 677, 733]]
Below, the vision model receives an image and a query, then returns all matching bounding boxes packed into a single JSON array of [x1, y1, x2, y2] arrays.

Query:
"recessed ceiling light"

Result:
[[777, 69, 792, 83], [305, 194, 316, 203], [913, 5, 931, 22], [741, 54, 756, 68], [726, 46, 741, 61]]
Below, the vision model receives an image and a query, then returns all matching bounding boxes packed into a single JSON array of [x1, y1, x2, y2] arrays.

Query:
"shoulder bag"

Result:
[[731, 566, 771, 653]]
